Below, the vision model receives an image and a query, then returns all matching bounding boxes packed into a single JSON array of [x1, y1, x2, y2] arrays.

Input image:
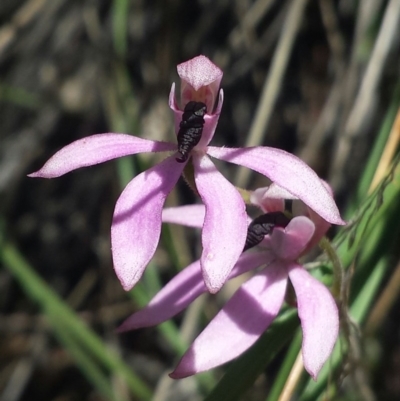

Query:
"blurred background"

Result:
[[1, 0, 400, 400]]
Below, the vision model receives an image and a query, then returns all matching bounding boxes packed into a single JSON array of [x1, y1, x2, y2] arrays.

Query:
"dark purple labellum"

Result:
[[176, 101, 207, 163], [243, 212, 290, 252]]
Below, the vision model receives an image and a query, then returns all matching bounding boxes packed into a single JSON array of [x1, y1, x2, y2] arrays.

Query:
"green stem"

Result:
[[319, 236, 343, 297]]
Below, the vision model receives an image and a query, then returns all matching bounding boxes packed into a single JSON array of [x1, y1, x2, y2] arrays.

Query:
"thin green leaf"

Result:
[[300, 256, 389, 401], [112, 0, 129, 58], [1, 243, 152, 400], [265, 330, 302, 401], [51, 318, 125, 401]]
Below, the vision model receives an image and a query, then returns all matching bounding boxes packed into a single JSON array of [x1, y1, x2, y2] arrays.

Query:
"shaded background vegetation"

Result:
[[1, 0, 400, 400]]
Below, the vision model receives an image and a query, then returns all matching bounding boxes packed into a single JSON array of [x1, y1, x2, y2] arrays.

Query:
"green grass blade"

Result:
[[1, 243, 152, 400], [265, 330, 302, 401], [0, 83, 42, 109], [51, 318, 125, 401], [300, 256, 389, 401], [112, 0, 129, 58], [347, 81, 400, 217]]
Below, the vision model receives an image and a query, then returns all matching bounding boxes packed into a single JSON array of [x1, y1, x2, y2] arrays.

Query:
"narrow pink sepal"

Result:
[[206, 146, 345, 225], [170, 263, 288, 378], [111, 156, 184, 291], [162, 205, 205, 228], [162, 204, 253, 229], [28, 134, 176, 178], [193, 155, 247, 293], [118, 260, 203, 331], [270, 217, 315, 261], [288, 263, 339, 380], [118, 252, 268, 332]]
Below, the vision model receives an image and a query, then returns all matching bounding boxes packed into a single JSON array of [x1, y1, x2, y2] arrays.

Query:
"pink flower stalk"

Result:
[[119, 187, 339, 380], [29, 55, 344, 294]]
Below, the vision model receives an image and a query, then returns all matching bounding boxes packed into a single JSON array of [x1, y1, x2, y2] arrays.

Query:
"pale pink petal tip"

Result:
[[111, 156, 184, 291], [117, 260, 205, 331], [288, 264, 339, 380], [177, 55, 223, 90], [27, 134, 175, 179]]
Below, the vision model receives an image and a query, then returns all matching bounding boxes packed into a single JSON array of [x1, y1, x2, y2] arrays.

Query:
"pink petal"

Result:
[[229, 251, 273, 278], [177, 55, 223, 91], [288, 263, 339, 380], [118, 260, 203, 331], [28, 134, 176, 178], [250, 186, 285, 213], [111, 156, 184, 291], [162, 205, 205, 228], [177, 56, 223, 112], [270, 216, 315, 261], [253, 183, 299, 201], [170, 262, 288, 378], [290, 180, 333, 251], [193, 155, 247, 293], [162, 203, 253, 229], [301, 207, 331, 252], [118, 252, 268, 331], [206, 146, 345, 225]]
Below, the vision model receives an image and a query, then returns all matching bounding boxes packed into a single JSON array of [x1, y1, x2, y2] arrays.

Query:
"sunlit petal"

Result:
[[118, 252, 268, 331], [193, 155, 247, 293], [118, 260, 203, 331], [162, 205, 205, 228], [207, 146, 344, 225], [250, 186, 285, 213], [288, 263, 339, 380], [177, 55, 223, 112], [29, 134, 175, 178], [112, 156, 184, 290], [170, 262, 288, 378]]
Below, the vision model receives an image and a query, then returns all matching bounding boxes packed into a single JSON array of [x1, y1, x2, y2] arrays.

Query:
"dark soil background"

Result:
[[1, 0, 400, 400]]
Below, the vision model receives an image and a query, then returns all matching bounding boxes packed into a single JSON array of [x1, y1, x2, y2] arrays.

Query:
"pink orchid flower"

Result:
[[119, 186, 339, 380], [29, 55, 344, 293]]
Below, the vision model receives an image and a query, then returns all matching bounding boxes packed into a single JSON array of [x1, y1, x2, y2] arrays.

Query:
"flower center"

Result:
[[244, 212, 290, 251], [176, 101, 207, 163]]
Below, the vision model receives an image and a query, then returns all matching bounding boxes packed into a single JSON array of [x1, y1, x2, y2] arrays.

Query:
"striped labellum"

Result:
[[176, 101, 207, 163]]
